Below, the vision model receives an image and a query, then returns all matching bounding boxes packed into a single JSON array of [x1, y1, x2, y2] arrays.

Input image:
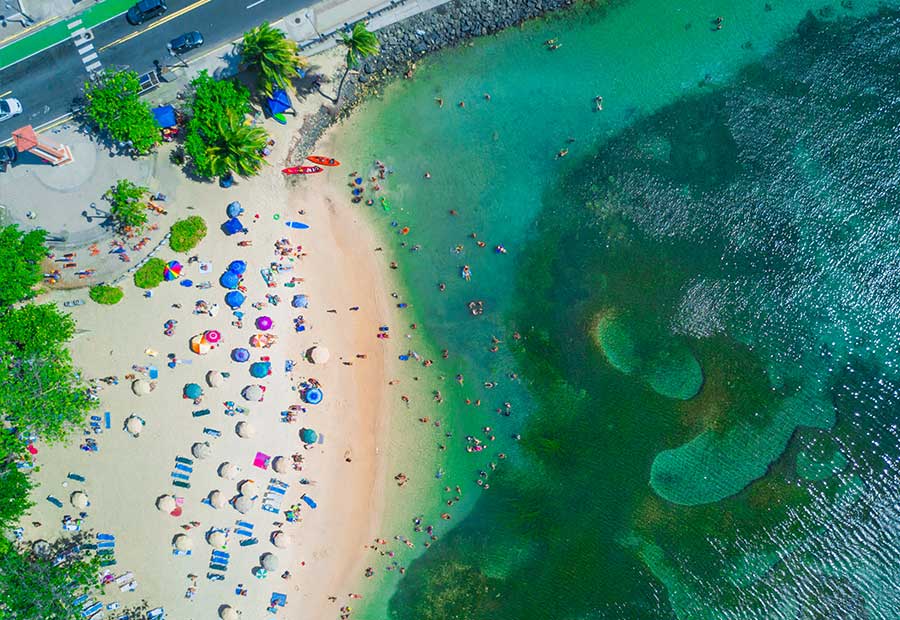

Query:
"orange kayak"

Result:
[[283, 166, 323, 175], [306, 155, 340, 167]]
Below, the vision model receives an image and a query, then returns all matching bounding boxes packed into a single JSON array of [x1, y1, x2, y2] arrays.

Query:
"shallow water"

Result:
[[330, 0, 900, 617]]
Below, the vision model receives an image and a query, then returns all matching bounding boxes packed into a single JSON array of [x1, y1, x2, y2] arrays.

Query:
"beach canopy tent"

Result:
[[209, 490, 227, 509], [173, 534, 192, 551], [132, 379, 151, 396], [267, 89, 292, 116], [291, 294, 308, 308], [236, 421, 256, 438], [163, 260, 182, 281], [228, 260, 247, 275], [219, 462, 239, 480], [272, 456, 289, 473], [225, 291, 246, 309], [234, 495, 254, 513], [242, 384, 265, 402], [260, 552, 279, 571], [307, 346, 330, 365], [208, 530, 227, 547], [152, 105, 177, 128], [226, 201, 243, 218], [249, 361, 271, 378], [184, 383, 203, 399], [300, 428, 318, 444], [256, 315, 273, 330], [272, 531, 291, 549], [156, 495, 176, 512], [206, 370, 225, 387], [223, 217, 245, 236], [304, 387, 323, 405], [231, 347, 250, 362], [192, 442, 212, 459], [220, 271, 240, 289]]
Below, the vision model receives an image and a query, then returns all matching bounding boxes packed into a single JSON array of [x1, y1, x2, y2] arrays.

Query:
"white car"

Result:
[[0, 98, 23, 122]]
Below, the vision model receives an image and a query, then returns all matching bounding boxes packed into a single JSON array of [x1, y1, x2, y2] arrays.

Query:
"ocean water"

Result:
[[329, 0, 900, 618]]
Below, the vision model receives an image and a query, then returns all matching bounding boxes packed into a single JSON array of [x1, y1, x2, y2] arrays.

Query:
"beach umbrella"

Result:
[[226, 201, 243, 218], [231, 347, 250, 363], [209, 490, 227, 509], [192, 442, 212, 459], [260, 553, 279, 571], [242, 384, 265, 402], [207, 370, 224, 387], [220, 271, 240, 290], [272, 531, 291, 549], [208, 530, 227, 547], [234, 495, 254, 514], [173, 534, 192, 551], [132, 379, 151, 396], [272, 456, 289, 474], [255, 316, 273, 331], [225, 291, 246, 309], [228, 260, 247, 275], [163, 261, 182, 281], [220, 606, 239, 620], [156, 495, 176, 512], [249, 334, 264, 348], [70, 491, 89, 509], [300, 428, 318, 444], [249, 361, 271, 378], [223, 217, 244, 236], [205, 329, 222, 344], [184, 383, 203, 400], [219, 462, 239, 480], [190, 333, 212, 355], [291, 294, 308, 308], [239, 480, 258, 496], [304, 387, 323, 405], [32, 540, 50, 557], [125, 415, 143, 436], [236, 421, 256, 438], [308, 346, 330, 365]]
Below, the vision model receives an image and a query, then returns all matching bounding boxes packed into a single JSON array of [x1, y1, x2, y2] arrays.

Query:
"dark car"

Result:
[[168, 31, 204, 55], [0, 145, 17, 172], [126, 0, 166, 25]]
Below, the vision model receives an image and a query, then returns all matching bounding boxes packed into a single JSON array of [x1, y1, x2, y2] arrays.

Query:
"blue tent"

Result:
[[152, 105, 177, 128], [291, 294, 308, 308], [222, 218, 244, 235], [225, 291, 245, 309], [220, 271, 240, 289], [267, 89, 292, 115], [228, 260, 247, 275], [226, 201, 243, 218]]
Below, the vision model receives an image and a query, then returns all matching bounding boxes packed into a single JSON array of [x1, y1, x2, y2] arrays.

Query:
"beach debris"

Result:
[[132, 380, 151, 396], [272, 531, 291, 549], [156, 495, 177, 513], [236, 421, 256, 439], [234, 495, 254, 514], [242, 385, 265, 402], [306, 346, 330, 365], [192, 442, 212, 459], [299, 428, 318, 445], [219, 462, 240, 480], [238, 480, 258, 496], [260, 552, 279, 571], [206, 370, 225, 387], [70, 491, 89, 509], [271, 456, 289, 474], [124, 415, 144, 436], [208, 490, 227, 509], [208, 530, 227, 548], [173, 534, 193, 551]]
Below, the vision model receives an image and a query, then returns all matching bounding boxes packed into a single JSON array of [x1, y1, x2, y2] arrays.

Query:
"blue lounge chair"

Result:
[[239, 537, 258, 546], [211, 550, 230, 560], [202, 428, 221, 437], [209, 563, 228, 571], [97, 533, 115, 541], [67, 473, 86, 482], [172, 480, 191, 489], [235, 528, 253, 537], [175, 457, 193, 465], [47, 495, 63, 508], [99, 559, 117, 567], [192, 409, 211, 417], [172, 549, 192, 556], [104, 411, 111, 429], [207, 572, 224, 581], [174, 463, 193, 473], [171, 472, 190, 481], [267, 485, 286, 495], [73, 594, 89, 606], [235, 520, 254, 530], [301, 494, 317, 509], [97, 549, 114, 557], [97, 541, 115, 549], [82, 602, 103, 617]]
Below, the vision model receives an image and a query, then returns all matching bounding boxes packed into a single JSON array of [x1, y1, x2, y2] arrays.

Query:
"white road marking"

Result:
[[67, 19, 83, 29], [82, 52, 98, 63], [85, 61, 103, 73], [246, 0, 265, 8]]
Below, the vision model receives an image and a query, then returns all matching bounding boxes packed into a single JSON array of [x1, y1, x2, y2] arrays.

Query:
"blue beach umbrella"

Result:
[[249, 361, 271, 378], [225, 291, 245, 309], [226, 201, 243, 218], [304, 388, 323, 405], [299, 428, 318, 444], [222, 217, 244, 235], [291, 294, 308, 308], [220, 271, 240, 289], [228, 260, 247, 275], [231, 348, 250, 363], [183, 383, 203, 400]]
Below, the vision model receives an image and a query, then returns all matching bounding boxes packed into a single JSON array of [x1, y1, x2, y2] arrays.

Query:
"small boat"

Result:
[[306, 155, 340, 167], [282, 166, 323, 175]]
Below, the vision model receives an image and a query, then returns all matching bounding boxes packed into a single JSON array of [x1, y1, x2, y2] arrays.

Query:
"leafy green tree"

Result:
[[0, 225, 47, 307], [319, 21, 380, 104], [240, 22, 304, 96], [133, 257, 166, 289], [104, 179, 149, 231], [0, 304, 92, 450], [0, 542, 98, 620], [88, 284, 123, 305], [0, 463, 32, 532], [83, 69, 160, 154], [187, 110, 268, 179], [169, 216, 207, 252]]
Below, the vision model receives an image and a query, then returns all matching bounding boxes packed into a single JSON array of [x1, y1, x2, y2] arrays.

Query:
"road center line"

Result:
[[99, 0, 216, 51], [246, 0, 266, 8]]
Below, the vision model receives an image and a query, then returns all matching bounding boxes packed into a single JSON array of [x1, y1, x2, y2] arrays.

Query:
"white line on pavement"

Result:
[[246, 0, 265, 8], [67, 19, 83, 29], [82, 52, 98, 63]]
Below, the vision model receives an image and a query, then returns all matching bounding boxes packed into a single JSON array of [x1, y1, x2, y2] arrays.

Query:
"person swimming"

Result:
[[461, 265, 472, 281]]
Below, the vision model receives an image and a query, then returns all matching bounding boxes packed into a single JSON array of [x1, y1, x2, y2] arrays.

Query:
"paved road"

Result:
[[0, 0, 314, 137]]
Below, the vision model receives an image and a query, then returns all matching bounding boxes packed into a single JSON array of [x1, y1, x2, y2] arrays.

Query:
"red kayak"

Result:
[[283, 166, 324, 175], [306, 155, 340, 167]]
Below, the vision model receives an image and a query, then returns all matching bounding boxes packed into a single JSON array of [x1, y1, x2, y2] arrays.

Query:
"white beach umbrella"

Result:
[[272, 456, 289, 474], [308, 346, 330, 364], [70, 491, 89, 509], [206, 370, 224, 387], [156, 495, 176, 512], [242, 384, 264, 402], [272, 531, 291, 549], [32, 540, 50, 557], [173, 534, 192, 551], [208, 530, 227, 548], [209, 490, 227, 509], [132, 380, 151, 396], [220, 606, 239, 620], [238, 480, 258, 496], [219, 462, 239, 480], [260, 552, 279, 571], [234, 495, 254, 514], [192, 442, 212, 459], [236, 421, 255, 438], [125, 415, 143, 436]]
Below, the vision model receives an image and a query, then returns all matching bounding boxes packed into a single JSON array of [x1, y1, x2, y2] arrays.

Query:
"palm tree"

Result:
[[241, 22, 303, 97], [206, 111, 269, 178], [318, 21, 380, 104]]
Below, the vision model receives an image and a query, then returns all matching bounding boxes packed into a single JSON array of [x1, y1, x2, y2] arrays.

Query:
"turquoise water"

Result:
[[332, 1, 900, 617]]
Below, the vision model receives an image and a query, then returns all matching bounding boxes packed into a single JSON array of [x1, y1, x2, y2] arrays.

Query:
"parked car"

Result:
[[0, 97, 23, 122], [126, 0, 166, 25], [167, 31, 204, 55], [0, 145, 17, 172]]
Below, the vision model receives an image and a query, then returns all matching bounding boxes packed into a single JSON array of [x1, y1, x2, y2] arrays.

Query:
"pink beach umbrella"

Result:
[[205, 330, 222, 343], [255, 316, 273, 331]]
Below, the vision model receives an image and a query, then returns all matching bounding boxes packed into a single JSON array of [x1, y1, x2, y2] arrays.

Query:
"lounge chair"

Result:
[[47, 495, 63, 508], [99, 559, 117, 567], [192, 409, 211, 417], [67, 473, 86, 482], [235, 520, 254, 530], [211, 550, 230, 560], [175, 457, 193, 465], [172, 480, 191, 489], [82, 601, 103, 617], [172, 549, 192, 556], [207, 572, 225, 581], [209, 563, 228, 572], [73, 594, 89, 606], [97, 549, 114, 557], [174, 463, 193, 473], [267, 485, 286, 495], [270, 592, 287, 607], [202, 428, 221, 437], [97, 533, 115, 541], [235, 528, 253, 537], [171, 472, 190, 481], [97, 541, 115, 549], [239, 537, 258, 546], [104, 411, 111, 429]]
